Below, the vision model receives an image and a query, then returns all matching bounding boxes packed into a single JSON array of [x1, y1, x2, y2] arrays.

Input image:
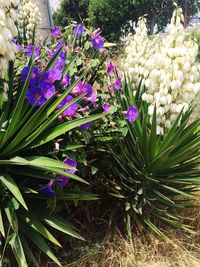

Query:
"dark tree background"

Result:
[[53, 0, 200, 40]]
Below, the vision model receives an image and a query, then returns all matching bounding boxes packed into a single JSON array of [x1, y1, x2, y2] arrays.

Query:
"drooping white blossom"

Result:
[[124, 8, 200, 134], [0, 0, 19, 79], [18, 0, 41, 42]]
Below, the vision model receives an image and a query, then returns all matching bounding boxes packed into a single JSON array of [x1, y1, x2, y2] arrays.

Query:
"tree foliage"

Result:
[[53, 0, 89, 26], [53, 0, 200, 40]]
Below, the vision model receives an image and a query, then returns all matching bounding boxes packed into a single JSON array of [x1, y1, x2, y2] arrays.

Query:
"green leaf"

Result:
[[0, 209, 5, 237], [0, 174, 28, 210], [19, 211, 61, 247], [51, 191, 98, 201], [30, 113, 104, 148], [149, 105, 157, 161], [0, 63, 34, 146], [36, 210, 84, 240], [22, 223, 61, 266], [20, 236, 39, 267], [5, 206, 18, 233], [11, 235, 28, 267]]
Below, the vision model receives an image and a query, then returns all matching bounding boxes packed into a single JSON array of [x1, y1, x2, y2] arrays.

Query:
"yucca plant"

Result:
[[99, 77, 200, 239], [0, 41, 103, 266]]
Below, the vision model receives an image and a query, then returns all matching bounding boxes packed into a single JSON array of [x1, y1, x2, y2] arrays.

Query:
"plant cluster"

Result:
[[1, 2, 200, 267], [18, 0, 41, 42], [0, 5, 110, 266], [124, 7, 200, 134]]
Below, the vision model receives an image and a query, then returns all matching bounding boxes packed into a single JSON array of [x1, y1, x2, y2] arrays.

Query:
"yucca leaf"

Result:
[[29, 113, 104, 148], [11, 235, 28, 267], [5, 206, 18, 233], [42, 191, 98, 200], [19, 211, 61, 247], [143, 219, 170, 241], [142, 119, 149, 165], [8, 94, 84, 154], [37, 211, 84, 240], [148, 146, 175, 171], [158, 109, 184, 153], [0, 156, 75, 171], [0, 174, 28, 210], [0, 63, 34, 146], [22, 223, 61, 266], [0, 156, 86, 183], [20, 236, 39, 267], [10, 167, 55, 181], [0, 208, 5, 237], [161, 185, 199, 200], [149, 105, 157, 161]]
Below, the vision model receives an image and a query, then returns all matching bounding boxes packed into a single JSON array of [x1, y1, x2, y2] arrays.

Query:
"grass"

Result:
[[43, 230, 200, 267], [40, 197, 200, 267]]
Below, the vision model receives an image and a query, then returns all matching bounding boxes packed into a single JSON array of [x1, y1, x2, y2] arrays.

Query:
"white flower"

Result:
[[123, 7, 200, 134], [0, 0, 18, 79], [18, 0, 41, 42]]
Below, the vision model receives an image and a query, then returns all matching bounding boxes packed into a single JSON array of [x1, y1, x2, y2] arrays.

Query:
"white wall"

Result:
[[50, 0, 60, 11], [31, 0, 53, 38]]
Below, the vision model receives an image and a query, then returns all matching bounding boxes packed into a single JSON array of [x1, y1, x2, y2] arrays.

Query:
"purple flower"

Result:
[[21, 66, 40, 85], [80, 121, 93, 130], [56, 157, 77, 186], [12, 38, 22, 51], [126, 105, 139, 123], [73, 24, 84, 37], [63, 157, 77, 173], [26, 85, 46, 106], [26, 45, 40, 59], [72, 81, 84, 95], [52, 26, 61, 37], [48, 40, 63, 58], [43, 68, 62, 83], [39, 180, 54, 196], [107, 62, 115, 76], [82, 84, 93, 97], [83, 90, 97, 106], [61, 73, 70, 88], [103, 102, 110, 113], [113, 77, 122, 90], [92, 35, 104, 50], [58, 95, 78, 117], [72, 82, 93, 97], [54, 52, 66, 71], [38, 81, 55, 99], [17, 43, 22, 52]]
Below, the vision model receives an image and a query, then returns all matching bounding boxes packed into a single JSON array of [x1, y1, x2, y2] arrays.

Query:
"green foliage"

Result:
[[98, 78, 200, 239], [0, 31, 104, 266], [53, 0, 89, 26], [88, 0, 135, 40], [54, 0, 200, 40]]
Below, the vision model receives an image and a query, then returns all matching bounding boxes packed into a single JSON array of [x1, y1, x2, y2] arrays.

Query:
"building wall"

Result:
[[50, 0, 61, 11], [31, 0, 53, 38]]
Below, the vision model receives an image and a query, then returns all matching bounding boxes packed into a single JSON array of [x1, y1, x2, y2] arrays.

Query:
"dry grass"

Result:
[[55, 231, 200, 267], [41, 197, 200, 267]]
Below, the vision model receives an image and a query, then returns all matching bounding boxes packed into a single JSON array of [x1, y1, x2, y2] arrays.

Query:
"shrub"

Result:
[[97, 76, 200, 239], [0, 3, 108, 266], [87, 7, 200, 239]]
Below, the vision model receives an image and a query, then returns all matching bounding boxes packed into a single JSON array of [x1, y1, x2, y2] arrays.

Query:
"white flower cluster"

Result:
[[0, 0, 19, 79], [18, 0, 41, 42], [124, 8, 200, 134]]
